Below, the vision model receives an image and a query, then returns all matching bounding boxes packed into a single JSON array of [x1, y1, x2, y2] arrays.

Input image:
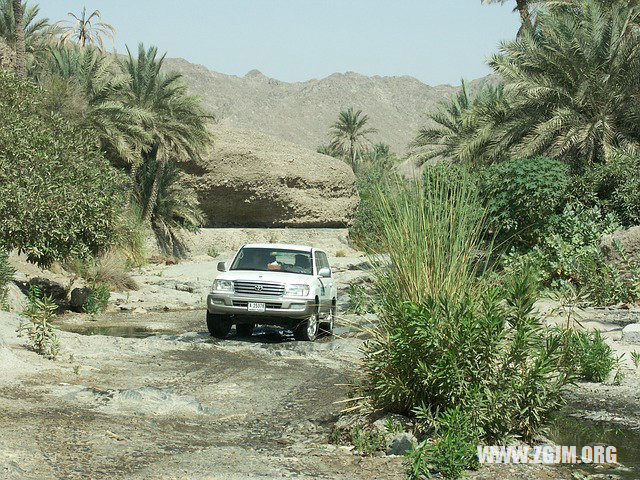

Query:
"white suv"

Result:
[[206, 244, 337, 341]]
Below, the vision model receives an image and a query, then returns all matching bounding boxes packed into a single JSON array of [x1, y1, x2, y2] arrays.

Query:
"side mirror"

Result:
[[318, 267, 331, 278], [217, 261, 227, 272]]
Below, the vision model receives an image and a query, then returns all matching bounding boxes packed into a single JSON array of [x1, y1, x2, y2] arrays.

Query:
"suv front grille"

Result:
[[233, 281, 285, 297]]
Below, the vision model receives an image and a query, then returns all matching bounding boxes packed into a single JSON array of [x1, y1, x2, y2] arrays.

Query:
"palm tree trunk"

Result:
[[13, 0, 26, 78], [143, 159, 165, 223], [349, 141, 356, 173], [515, 0, 531, 36]]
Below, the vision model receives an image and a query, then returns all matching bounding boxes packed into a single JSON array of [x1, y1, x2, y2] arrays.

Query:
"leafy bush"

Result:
[[82, 283, 110, 314], [67, 254, 138, 292], [0, 249, 14, 310], [18, 285, 60, 359], [550, 327, 619, 383], [409, 407, 480, 480], [360, 270, 570, 477], [576, 152, 640, 227], [0, 73, 126, 267], [482, 157, 570, 248], [350, 425, 387, 456], [345, 284, 373, 315], [503, 202, 637, 305]]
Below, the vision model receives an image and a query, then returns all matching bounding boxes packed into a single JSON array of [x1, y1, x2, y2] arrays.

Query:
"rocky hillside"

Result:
[[164, 57, 492, 155]]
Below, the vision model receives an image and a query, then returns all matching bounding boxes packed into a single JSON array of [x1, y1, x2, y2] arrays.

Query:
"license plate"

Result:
[[247, 302, 266, 312]]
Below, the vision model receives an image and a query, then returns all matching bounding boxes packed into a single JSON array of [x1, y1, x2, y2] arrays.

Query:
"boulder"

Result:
[[181, 125, 359, 227], [601, 226, 640, 278], [70, 287, 93, 312], [622, 323, 640, 343], [386, 432, 418, 456]]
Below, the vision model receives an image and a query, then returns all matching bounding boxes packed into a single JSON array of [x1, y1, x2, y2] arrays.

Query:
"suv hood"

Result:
[[216, 270, 314, 285]]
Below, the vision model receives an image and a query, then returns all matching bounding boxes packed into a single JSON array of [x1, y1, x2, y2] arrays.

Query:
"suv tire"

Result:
[[320, 300, 336, 336], [236, 323, 254, 337], [207, 312, 232, 338], [293, 308, 319, 342]]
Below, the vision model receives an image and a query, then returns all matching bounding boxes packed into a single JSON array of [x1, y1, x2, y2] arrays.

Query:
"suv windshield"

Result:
[[230, 248, 313, 275]]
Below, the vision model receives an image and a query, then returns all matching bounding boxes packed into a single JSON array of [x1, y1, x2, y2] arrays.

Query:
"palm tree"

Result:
[[122, 43, 211, 223], [0, 0, 54, 72], [135, 157, 204, 257], [489, 0, 640, 166], [57, 7, 115, 52], [411, 80, 509, 164], [12, 0, 24, 77], [329, 107, 377, 172], [42, 44, 151, 172]]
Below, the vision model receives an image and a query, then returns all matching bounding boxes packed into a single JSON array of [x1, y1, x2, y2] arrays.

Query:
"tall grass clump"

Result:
[[372, 165, 485, 306]]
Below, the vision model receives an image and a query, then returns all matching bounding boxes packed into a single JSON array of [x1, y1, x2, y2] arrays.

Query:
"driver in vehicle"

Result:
[[238, 249, 266, 270]]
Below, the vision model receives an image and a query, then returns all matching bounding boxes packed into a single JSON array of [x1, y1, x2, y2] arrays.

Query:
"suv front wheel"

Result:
[[207, 312, 232, 338], [293, 308, 319, 342]]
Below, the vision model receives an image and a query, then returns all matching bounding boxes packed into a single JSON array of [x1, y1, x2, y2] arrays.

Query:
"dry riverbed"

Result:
[[2, 250, 640, 479]]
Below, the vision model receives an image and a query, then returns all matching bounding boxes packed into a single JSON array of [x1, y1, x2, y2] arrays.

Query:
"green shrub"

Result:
[[350, 425, 387, 456], [207, 246, 219, 258], [18, 285, 60, 360], [409, 407, 480, 480], [576, 152, 640, 227], [345, 284, 372, 315], [482, 157, 570, 248], [503, 202, 637, 305], [0, 73, 126, 268], [550, 327, 619, 383], [360, 269, 570, 478], [0, 249, 14, 310], [82, 284, 110, 314]]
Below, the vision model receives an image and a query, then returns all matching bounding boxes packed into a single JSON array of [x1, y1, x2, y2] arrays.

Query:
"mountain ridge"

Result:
[[163, 57, 493, 155]]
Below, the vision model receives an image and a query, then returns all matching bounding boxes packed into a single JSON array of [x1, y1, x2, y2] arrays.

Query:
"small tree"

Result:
[[329, 107, 377, 173]]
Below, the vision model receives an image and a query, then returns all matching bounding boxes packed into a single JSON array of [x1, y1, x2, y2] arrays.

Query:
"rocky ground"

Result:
[[2, 236, 640, 479]]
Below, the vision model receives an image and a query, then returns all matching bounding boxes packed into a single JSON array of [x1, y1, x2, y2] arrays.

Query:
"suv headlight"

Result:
[[285, 284, 310, 297], [212, 279, 234, 292]]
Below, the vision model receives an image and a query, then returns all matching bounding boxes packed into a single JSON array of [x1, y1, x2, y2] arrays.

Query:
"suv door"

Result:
[[314, 250, 334, 311]]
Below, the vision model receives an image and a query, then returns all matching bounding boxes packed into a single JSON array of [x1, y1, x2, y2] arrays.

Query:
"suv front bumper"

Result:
[[207, 292, 316, 319]]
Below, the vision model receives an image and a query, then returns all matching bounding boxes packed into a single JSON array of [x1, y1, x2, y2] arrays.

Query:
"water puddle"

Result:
[[65, 326, 160, 338], [547, 414, 640, 478]]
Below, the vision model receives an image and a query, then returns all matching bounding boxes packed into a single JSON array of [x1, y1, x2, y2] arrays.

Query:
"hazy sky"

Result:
[[37, 1, 520, 86]]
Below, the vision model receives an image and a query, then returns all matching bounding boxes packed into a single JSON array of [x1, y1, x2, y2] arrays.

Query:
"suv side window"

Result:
[[314, 251, 322, 274], [317, 251, 331, 277]]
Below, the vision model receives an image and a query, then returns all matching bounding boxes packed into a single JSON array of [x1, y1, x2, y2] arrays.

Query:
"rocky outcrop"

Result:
[[181, 124, 359, 227], [601, 226, 640, 278]]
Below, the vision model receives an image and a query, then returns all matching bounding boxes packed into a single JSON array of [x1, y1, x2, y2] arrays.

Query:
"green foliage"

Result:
[[550, 327, 620, 382], [575, 152, 640, 227], [482, 157, 570, 248], [412, 80, 508, 165], [82, 283, 110, 314], [18, 284, 60, 359], [372, 165, 485, 306], [361, 269, 570, 478], [350, 425, 386, 456], [0, 249, 14, 309], [487, 1, 640, 166], [409, 407, 480, 480], [207, 246, 219, 258], [349, 150, 395, 249], [0, 72, 127, 267], [503, 202, 638, 305], [345, 284, 372, 315], [328, 107, 377, 172], [135, 157, 204, 257], [631, 351, 640, 369]]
